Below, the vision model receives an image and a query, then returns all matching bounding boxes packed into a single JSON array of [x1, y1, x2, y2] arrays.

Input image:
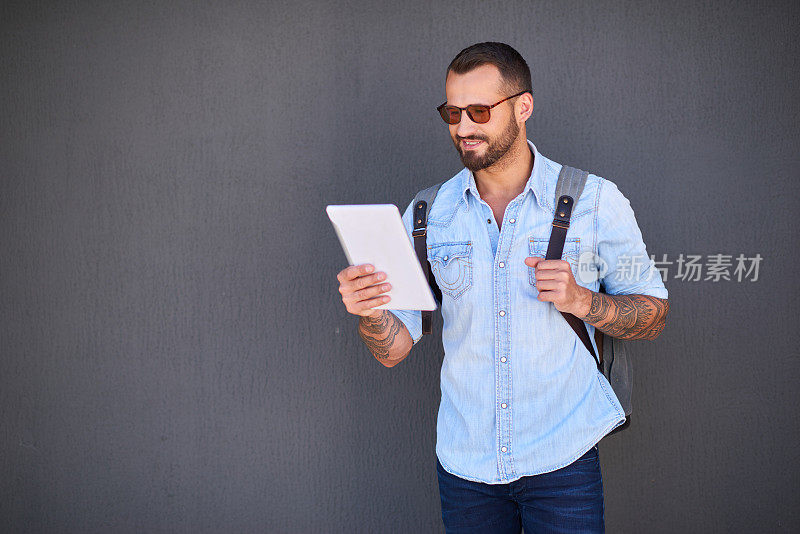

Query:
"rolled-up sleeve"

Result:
[[596, 178, 668, 299], [386, 199, 423, 344]]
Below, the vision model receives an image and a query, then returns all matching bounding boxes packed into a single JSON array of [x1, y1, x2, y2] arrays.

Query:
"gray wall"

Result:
[[2, 1, 798, 532]]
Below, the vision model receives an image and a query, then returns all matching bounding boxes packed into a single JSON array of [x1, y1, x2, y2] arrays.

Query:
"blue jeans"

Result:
[[436, 445, 604, 533]]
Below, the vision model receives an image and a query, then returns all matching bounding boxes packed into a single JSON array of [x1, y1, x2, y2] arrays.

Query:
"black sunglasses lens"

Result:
[[467, 105, 491, 123], [439, 105, 461, 124]]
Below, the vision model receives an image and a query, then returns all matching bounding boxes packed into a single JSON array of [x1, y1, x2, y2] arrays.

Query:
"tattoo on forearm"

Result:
[[358, 311, 402, 360], [582, 294, 669, 340]]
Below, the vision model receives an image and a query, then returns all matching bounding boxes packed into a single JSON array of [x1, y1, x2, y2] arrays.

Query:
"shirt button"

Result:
[[509, 218, 516, 224], [501, 446, 507, 453], [498, 262, 505, 268], [487, 218, 492, 224], [500, 357, 507, 363], [443, 256, 449, 261], [501, 403, 508, 409], [499, 310, 506, 317]]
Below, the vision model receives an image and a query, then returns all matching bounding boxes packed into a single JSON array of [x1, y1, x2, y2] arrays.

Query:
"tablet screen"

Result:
[[326, 204, 437, 311]]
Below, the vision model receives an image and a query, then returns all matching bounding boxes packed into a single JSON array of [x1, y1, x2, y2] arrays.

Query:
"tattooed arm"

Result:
[[576, 292, 669, 340], [337, 263, 414, 367], [358, 311, 414, 367], [526, 257, 669, 341]]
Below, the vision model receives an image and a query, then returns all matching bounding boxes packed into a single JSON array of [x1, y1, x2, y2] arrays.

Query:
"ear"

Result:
[[516, 92, 534, 122]]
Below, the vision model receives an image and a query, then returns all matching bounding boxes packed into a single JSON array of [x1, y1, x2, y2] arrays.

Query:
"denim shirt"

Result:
[[389, 140, 668, 484]]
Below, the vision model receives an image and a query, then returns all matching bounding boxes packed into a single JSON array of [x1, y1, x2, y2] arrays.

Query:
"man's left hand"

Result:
[[524, 256, 592, 317]]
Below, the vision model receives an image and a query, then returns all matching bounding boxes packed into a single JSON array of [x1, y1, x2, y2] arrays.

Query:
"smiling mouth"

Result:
[[460, 139, 484, 150]]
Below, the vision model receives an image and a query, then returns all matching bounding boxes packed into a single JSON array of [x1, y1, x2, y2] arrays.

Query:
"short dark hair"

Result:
[[447, 42, 532, 95]]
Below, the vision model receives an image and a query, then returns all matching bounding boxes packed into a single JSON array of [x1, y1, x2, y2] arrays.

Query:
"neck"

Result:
[[474, 134, 534, 200]]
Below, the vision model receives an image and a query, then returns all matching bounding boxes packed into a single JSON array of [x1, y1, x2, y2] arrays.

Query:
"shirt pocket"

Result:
[[429, 241, 473, 300], [528, 237, 581, 287]]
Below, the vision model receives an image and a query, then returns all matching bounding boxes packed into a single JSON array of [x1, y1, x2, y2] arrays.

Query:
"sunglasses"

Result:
[[436, 90, 528, 125]]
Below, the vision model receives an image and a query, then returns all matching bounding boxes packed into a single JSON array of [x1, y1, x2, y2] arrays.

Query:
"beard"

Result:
[[452, 115, 520, 172]]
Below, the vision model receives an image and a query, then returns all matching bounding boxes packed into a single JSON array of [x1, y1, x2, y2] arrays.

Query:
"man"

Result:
[[336, 42, 669, 533]]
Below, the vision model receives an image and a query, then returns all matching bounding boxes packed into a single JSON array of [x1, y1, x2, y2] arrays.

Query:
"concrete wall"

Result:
[[2, 1, 798, 532]]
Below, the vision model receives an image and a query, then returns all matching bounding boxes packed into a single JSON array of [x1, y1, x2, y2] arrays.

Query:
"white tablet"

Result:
[[326, 204, 437, 311]]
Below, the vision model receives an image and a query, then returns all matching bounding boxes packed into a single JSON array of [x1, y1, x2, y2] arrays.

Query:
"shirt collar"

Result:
[[460, 139, 548, 210]]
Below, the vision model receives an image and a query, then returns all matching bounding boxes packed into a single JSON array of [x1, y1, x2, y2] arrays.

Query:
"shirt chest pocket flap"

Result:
[[528, 237, 580, 287], [428, 241, 473, 300]]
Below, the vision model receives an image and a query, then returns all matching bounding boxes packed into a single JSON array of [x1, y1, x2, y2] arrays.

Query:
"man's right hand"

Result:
[[337, 264, 393, 318], [337, 264, 412, 366]]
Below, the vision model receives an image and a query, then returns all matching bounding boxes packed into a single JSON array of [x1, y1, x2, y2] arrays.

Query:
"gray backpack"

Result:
[[411, 165, 632, 435]]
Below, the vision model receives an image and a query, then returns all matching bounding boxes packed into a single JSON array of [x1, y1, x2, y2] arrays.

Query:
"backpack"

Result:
[[411, 165, 632, 435]]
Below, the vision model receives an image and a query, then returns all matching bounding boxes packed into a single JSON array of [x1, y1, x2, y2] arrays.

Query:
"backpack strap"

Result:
[[546, 165, 602, 370], [412, 183, 444, 335]]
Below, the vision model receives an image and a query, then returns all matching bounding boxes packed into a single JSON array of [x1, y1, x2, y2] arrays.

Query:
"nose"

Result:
[[454, 111, 478, 138]]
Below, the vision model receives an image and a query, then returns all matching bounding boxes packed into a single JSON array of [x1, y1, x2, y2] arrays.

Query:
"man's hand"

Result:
[[524, 256, 591, 317], [337, 264, 413, 365], [525, 256, 670, 340], [337, 263, 392, 317]]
